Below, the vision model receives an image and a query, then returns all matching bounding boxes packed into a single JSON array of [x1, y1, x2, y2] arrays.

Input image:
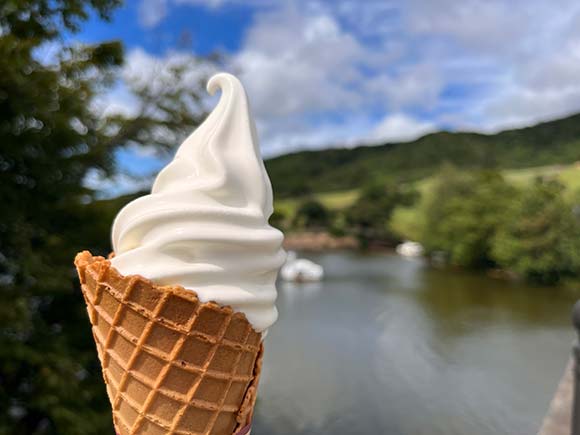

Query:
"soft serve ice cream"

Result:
[[110, 73, 285, 332]]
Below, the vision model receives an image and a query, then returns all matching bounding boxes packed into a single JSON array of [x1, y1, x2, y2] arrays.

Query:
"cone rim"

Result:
[[75, 250, 261, 337]]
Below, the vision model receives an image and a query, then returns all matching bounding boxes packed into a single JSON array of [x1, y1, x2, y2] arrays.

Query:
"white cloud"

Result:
[[233, 7, 370, 118], [402, 0, 580, 131], [364, 65, 443, 111], [259, 115, 376, 156], [228, 4, 444, 154], [132, 0, 580, 154], [407, 0, 525, 54], [138, 0, 169, 28], [479, 87, 580, 132], [368, 114, 437, 144]]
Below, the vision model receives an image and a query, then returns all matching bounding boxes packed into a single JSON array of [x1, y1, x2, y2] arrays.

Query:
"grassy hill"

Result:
[[274, 162, 580, 243], [276, 163, 580, 216], [265, 113, 580, 197]]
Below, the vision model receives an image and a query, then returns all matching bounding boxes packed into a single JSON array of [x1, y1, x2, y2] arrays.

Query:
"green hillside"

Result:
[[276, 163, 580, 220], [265, 113, 580, 197]]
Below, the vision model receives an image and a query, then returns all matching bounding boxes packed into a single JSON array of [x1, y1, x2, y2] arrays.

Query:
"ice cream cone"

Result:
[[75, 251, 264, 435]]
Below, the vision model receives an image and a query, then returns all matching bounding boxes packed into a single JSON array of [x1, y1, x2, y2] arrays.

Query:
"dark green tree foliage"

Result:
[[269, 208, 287, 231], [0, 2, 209, 433], [422, 166, 515, 268], [293, 199, 329, 229], [491, 179, 580, 284], [346, 181, 417, 247], [1, 4, 122, 434]]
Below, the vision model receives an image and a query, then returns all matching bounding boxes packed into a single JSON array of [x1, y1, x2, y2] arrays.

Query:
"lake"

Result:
[[252, 251, 577, 435]]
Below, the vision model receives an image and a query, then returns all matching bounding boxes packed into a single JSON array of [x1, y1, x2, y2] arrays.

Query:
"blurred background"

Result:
[[2, 1, 580, 434]]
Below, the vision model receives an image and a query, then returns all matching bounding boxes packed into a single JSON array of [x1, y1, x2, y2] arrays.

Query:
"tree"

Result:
[[0, 2, 212, 433], [492, 179, 580, 284], [421, 166, 515, 268], [346, 180, 417, 247], [293, 199, 330, 229], [269, 208, 287, 231]]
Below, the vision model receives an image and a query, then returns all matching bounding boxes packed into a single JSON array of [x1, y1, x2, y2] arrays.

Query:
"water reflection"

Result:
[[279, 281, 323, 303], [253, 252, 575, 435]]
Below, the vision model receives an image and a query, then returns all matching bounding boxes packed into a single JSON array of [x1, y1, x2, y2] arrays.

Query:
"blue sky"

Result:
[[79, 2, 252, 55], [75, 0, 580, 193]]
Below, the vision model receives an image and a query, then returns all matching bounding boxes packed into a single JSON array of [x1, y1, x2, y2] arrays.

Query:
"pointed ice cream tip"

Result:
[[207, 72, 237, 95]]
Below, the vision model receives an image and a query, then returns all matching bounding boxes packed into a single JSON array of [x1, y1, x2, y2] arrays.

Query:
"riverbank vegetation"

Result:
[[273, 164, 580, 285]]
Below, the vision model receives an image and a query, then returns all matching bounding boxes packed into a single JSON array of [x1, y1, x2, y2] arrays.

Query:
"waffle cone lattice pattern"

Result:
[[75, 251, 263, 435]]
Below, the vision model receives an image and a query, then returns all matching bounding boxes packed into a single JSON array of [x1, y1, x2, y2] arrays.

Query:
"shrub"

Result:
[[293, 199, 330, 229], [492, 179, 580, 284], [346, 180, 417, 247], [421, 166, 516, 268]]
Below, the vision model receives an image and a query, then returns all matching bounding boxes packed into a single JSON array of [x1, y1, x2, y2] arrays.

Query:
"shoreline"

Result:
[[282, 232, 579, 288], [283, 231, 358, 251]]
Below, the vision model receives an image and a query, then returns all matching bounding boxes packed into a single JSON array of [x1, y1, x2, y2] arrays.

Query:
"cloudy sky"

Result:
[[74, 0, 580, 191]]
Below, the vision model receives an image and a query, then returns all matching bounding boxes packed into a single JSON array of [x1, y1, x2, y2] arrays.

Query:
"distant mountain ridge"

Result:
[[265, 113, 580, 197]]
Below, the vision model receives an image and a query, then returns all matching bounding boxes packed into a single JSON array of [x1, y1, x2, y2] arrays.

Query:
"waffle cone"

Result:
[[75, 251, 264, 435]]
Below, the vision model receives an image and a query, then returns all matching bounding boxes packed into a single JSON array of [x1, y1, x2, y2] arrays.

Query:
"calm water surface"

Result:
[[253, 251, 576, 435]]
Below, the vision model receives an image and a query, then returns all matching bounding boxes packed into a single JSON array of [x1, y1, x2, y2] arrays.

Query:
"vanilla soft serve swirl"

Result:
[[110, 73, 285, 332]]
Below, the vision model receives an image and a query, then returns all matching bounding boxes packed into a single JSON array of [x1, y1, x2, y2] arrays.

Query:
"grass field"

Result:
[[275, 163, 580, 239], [503, 164, 579, 187], [275, 189, 359, 216]]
